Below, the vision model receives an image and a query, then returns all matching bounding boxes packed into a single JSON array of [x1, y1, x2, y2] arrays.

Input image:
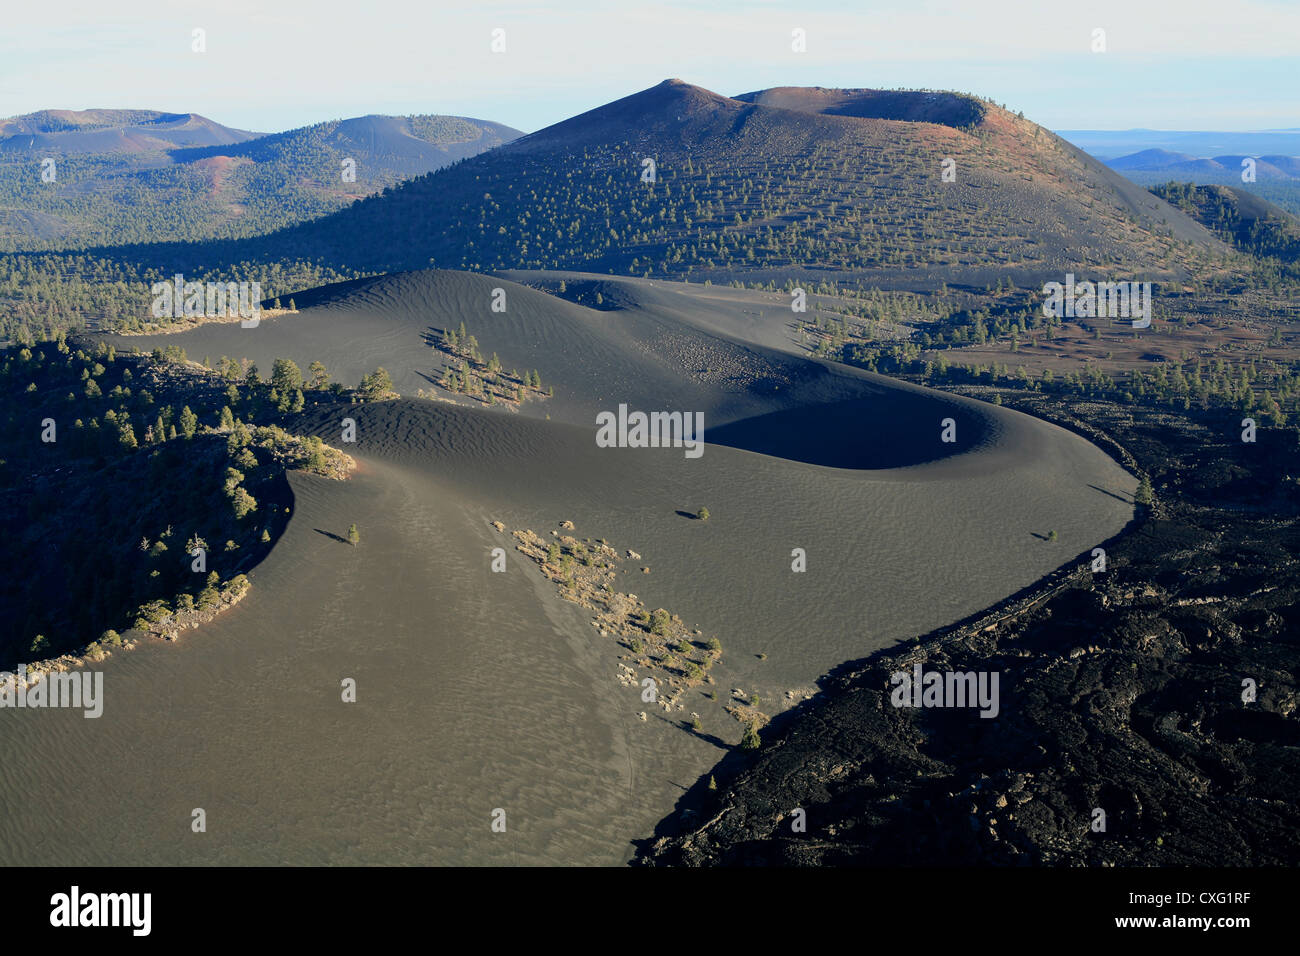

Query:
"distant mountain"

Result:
[[187, 78, 1222, 289], [1099, 147, 1300, 216], [0, 81, 1238, 341], [1107, 148, 1202, 171], [1059, 128, 1300, 160], [175, 114, 522, 182], [0, 111, 522, 249], [1266, 156, 1300, 177], [0, 109, 258, 154], [1107, 149, 1300, 181]]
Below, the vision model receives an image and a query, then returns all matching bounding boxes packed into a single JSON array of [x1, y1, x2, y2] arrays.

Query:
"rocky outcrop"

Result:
[[637, 395, 1300, 867]]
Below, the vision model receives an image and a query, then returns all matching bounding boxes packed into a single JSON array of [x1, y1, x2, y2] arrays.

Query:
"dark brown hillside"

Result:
[[206, 80, 1226, 290], [735, 87, 987, 128], [508, 78, 746, 151], [2, 81, 1237, 341]]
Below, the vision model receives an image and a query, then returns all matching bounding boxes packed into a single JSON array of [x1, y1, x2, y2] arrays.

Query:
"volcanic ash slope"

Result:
[[5, 269, 1140, 865]]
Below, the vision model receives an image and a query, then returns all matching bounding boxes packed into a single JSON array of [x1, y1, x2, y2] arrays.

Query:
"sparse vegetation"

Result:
[[430, 323, 549, 409], [0, 339, 354, 667], [506, 522, 740, 736], [358, 367, 396, 402]]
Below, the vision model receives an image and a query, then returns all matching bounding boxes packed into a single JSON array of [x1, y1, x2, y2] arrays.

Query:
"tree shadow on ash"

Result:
[[1089, 483, 1135, 505], [314, 528, 350, 544], [651, 712, 729, 751]]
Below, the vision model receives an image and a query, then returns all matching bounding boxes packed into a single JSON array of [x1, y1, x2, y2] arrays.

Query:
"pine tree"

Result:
[[230, 487, 257, 519], [308, 361, 328, 389], [360, 367, 393, 401], [271, 358, 303, 394], [1135, 476, 1154, 506], [347, 523, 360, 547], [179, 405, 198, 439]]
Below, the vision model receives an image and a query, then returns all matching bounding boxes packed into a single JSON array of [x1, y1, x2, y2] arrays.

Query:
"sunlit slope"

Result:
[[205, 79, 1225, 287]]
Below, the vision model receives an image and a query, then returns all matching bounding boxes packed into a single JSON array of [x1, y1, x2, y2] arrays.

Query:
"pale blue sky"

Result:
[[2, 0, 1295, 134]]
